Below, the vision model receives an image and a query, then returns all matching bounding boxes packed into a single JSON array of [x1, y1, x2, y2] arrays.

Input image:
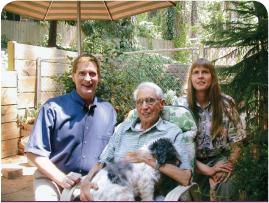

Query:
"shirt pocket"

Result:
[[96, 134, 111, 140]]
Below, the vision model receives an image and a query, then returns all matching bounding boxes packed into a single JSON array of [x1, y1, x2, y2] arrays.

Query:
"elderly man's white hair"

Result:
[[133, 82, 164, 100]]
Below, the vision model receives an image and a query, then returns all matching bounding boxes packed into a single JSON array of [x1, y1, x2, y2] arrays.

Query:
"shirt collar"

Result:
[[129, 116, 166, 133], [196, 101, 211, 110], [71, 89, 97, 110]]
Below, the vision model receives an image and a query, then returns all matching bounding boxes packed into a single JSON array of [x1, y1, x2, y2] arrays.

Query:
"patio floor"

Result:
[[1, 155, 36, 201]]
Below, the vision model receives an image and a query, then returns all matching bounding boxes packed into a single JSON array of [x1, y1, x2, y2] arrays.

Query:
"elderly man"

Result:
[[25, 54, 117, 201], [80, 82, 192, 201]]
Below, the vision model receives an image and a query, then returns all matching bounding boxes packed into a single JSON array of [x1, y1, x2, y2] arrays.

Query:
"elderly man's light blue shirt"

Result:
[[100, 116, 192, 171], [25, 89, 117, 176]]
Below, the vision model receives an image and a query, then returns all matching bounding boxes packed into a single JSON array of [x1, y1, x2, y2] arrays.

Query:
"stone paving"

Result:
[[1, 155, 36, 201]]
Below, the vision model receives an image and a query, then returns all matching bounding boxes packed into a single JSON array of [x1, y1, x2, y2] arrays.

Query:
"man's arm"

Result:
[[80, 162, 104, 201], [122, 150, 191, 186], [150, 158, 191, 186], [27, 152, 82, 189]]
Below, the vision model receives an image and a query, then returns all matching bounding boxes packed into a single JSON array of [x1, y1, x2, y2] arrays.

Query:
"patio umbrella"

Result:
[[3, 1, 177, 54]]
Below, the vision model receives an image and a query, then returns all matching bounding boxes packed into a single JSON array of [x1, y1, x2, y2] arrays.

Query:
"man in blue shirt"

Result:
[[25, 54, 117, 201]]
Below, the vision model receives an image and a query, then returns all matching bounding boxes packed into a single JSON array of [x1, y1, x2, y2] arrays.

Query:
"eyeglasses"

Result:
[[136, 98, 161, 107]]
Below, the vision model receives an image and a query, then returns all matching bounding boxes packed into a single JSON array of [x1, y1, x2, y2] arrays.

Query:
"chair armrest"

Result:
[[60, 176, 87, 201], [164, 182, 201, 201]]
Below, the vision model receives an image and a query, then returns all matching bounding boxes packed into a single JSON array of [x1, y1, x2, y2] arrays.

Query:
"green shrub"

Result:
[[230, 127, 268, 201], [1, 34, 9, 49]]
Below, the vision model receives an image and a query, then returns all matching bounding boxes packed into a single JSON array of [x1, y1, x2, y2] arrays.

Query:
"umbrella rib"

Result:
[[167, 1, 177, 6], [103, 1, 114, 21], [43, 1, 53, 21]]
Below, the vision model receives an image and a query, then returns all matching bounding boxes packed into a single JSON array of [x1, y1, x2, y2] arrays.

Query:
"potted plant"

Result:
[[17, 102, 42, 166]]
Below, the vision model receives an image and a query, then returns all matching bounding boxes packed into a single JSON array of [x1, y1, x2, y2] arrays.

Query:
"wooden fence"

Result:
[[1, 41, 78, 158], [1, 71, 19, 158], [1, 20, 84, 47], [1, 20, 175, 50]]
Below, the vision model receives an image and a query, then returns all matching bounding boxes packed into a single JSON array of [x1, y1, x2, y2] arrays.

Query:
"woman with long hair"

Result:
[[174, 58, 245, 201]]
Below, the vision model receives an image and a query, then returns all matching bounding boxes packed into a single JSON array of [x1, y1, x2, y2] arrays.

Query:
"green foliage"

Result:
[[164, 89, 177, 105], [50, 56, 75, 94], [166, 7, 175, 40], [202, 1, 268, 200], [136, 7, 175, 41], [136, 21, 162, 39], [37, 33, 63, 48], [17, 101, 42, 127], [36, 20, 49, 27], [231, 127, 268, 201], [1, 34, 9, 48], [174, 2, 192, 64], [81, 19, 134, 54], [203, 1, 268, 127], [1, 49, 8, 71]]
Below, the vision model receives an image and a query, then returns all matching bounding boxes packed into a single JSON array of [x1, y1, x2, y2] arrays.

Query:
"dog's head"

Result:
[[148, 138, 181, 166]]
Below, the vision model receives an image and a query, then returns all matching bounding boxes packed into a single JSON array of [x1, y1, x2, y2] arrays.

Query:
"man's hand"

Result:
[[79, 162, 103, 201], [121, 150, 153, 163], [80, 179, 99, 201], [59, 172, 82, 189]]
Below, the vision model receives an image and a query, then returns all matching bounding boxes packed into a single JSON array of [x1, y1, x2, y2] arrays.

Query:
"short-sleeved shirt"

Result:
[[25, 89, 117, 176], [99, 116, 192, 171], [173, 95, 246, 159]]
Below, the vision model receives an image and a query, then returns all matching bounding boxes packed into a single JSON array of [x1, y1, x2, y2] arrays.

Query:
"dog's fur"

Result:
[[89, 138, 181, 201]]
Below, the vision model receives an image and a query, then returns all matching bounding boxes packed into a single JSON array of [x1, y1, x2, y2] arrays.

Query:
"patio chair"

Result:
[[60, 105, 201, 201]]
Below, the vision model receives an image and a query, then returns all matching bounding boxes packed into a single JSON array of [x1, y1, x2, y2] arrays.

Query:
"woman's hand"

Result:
[[212, 161, 233, 183]]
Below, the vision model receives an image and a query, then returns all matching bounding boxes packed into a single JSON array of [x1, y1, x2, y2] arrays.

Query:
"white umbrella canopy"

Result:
[[3, 1, 177, 54]]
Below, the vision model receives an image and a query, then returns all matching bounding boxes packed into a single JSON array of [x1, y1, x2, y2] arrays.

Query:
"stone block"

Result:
[[2, 168, 23, 179], [20, 129, 31, 137]]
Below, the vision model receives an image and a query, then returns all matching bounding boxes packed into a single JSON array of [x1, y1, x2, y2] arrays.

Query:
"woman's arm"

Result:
[[195, 142, 240, 184]]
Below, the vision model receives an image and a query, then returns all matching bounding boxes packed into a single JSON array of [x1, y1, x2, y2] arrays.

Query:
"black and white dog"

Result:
[[89, 138, 181, 201]]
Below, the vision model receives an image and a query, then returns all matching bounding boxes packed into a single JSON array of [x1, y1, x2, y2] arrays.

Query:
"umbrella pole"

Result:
[[77, 1, 82, 55]]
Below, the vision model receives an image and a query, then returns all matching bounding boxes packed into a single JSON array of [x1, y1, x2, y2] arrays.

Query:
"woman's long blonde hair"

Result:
[[187, 58, 236, 140]]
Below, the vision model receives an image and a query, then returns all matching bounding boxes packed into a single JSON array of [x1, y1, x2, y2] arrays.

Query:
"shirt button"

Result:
[[83, 156, 85, 159], [84, 141, 87, 144], [86, 127, 88, 130]]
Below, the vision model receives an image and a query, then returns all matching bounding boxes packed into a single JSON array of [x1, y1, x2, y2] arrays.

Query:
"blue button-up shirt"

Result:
[[25, 89, 117, 176]]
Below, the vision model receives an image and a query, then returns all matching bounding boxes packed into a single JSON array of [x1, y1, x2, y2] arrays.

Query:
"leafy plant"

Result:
[[17, 101, 42, 127], [174, 2, 192, 64], [137, 21, 162, 39], [164, 89, 177, 105], [37, 33, 63, 48], [1, 34, 9, 49], [1, 49, 8, 71], [230, 127, 268, 201], [81, 19, 134, 54]]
